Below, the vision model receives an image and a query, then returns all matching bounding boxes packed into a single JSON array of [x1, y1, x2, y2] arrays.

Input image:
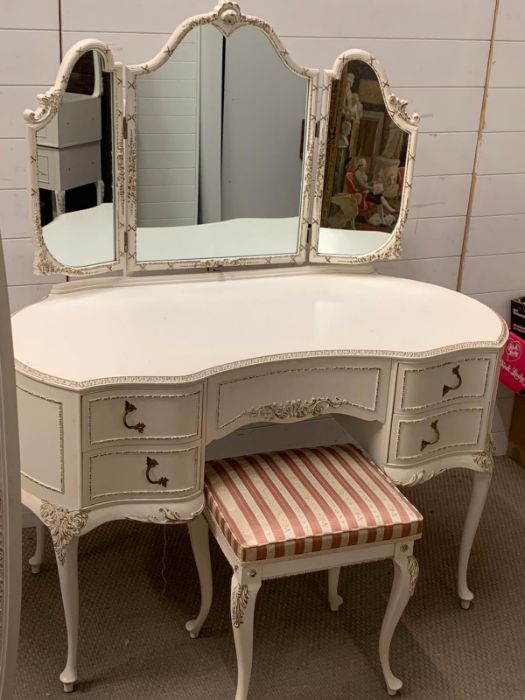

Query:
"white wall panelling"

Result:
[[0, 30, 59, 85], [60, 0, 495, 40]]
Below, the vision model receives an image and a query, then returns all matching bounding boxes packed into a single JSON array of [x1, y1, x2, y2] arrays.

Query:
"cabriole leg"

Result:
[[458, 469, 492, 609], [29, 518, 46, 574], [55, 536, 80, 693], [231, 574, 261, 700], [379, 552, 418, 696], [185, 514, 213, 639], [328, 567, 343, 611]]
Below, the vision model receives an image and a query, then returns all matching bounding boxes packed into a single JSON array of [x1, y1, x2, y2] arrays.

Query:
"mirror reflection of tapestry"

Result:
[[321, 60, 408, 234]]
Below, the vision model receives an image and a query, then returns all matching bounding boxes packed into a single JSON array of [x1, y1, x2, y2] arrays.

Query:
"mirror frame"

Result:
[[309, 49, 420, 266], [24, 40, 125, 277], [125, 0, 318, 273]]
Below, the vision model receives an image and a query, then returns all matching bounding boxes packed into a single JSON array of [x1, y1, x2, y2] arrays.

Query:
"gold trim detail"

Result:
[[14, 325, 507, 392], [231, 583, 249, 628], [408, 555, 419, 596], [40, 501, 88, 564], [247, 396, 352, 420], [473, 440, 496, 472]]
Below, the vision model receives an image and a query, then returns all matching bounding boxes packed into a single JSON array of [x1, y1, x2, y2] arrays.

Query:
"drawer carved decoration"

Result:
[[247, 396, 353, 421]]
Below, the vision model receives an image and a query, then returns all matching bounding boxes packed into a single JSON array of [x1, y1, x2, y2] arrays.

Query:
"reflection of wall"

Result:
[[136, 33, 199, 228], [221, 28, 307, 220]]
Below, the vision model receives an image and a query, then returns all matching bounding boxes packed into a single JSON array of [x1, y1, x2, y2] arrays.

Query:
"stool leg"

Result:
[[457, 470, 492, 610], [231, 574, 261, 700], [328, 567, 343, 611], [185, 515, 213, 639], [29, 519, 46, 574], [379, 553, 418, 696]]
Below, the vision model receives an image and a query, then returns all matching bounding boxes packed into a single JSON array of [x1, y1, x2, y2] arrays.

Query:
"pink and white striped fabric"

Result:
[[204, 444, 423, 563]]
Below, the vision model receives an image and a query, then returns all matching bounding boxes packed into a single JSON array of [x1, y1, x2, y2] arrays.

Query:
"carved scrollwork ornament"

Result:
[[125, 506, 204, 525], [24, 89, 62, 125], [408, 555, 419, 596], [231, 583, 249, 627], [247, 396, 351, 420], [40, 501, 88, 564], [388, 94, 421, 126], [214, 0, 242, 28]]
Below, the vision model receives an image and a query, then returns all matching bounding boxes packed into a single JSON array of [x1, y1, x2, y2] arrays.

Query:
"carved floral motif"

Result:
[[388, 94, 420, 126], [473, 440, 496, 472], [40, 501, 88, 564], [247, 397, 351, 420], [408, 555, 419, 596], [126, 506, 203, 525], [231, 583, 249, 627]]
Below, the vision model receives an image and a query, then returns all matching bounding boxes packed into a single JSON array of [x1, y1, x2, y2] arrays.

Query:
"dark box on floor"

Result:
[[508, 395, 525, 467], [511, 297, 525, 340]]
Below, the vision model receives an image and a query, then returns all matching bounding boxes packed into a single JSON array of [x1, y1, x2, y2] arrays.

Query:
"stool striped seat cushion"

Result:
[[204, 444, 423, 563]]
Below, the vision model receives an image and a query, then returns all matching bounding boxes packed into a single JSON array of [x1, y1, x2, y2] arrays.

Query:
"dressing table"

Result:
[[13, 1, 506, 693]]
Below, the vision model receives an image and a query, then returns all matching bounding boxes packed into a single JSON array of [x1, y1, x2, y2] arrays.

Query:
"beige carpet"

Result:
[[14, 456, 525, 699]]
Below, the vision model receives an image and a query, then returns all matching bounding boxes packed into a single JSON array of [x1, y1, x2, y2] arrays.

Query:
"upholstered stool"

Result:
[[187, 444, 423, 699]]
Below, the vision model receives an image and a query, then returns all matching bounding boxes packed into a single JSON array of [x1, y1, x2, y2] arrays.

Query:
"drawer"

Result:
[[208, 359, 391, 437], [84, 446, 201, 505], [38, 142, 101, 191], [37, 153, 50, 185], [84, 388, 202, 447], [395, 357, 492, 412], [389, 406, 486, 465]]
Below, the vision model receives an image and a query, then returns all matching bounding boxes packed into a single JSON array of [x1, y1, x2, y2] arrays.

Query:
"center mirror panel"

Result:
[[127, 22, 315, 270]]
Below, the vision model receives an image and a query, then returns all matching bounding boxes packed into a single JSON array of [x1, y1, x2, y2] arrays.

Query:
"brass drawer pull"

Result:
[[421, 419, 440, 451], [123, 400, 146, 433], [146, 456, 168, 488], [442, 365, 462, 396]]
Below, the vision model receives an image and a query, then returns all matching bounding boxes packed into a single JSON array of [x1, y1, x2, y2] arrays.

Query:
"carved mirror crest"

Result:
[[24, 40, 125, 276], [310, 50, 419, 265], [124, 1, 318, 272]]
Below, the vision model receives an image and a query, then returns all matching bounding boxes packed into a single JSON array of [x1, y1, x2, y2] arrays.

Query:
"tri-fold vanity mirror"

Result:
[[24, 0, 419, 277]]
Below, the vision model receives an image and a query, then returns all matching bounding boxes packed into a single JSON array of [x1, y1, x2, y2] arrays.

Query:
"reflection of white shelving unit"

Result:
[[37, 57, 104, 217]]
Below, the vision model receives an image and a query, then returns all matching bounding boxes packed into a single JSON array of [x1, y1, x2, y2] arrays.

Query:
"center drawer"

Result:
[[207, 358, 391, 439], [84, 387, 203, 447], [84, 446, 201, 505]]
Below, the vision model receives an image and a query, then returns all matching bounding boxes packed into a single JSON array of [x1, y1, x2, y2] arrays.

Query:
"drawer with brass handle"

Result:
[[84, 447, 201, 505], [395, 357, 492, 413], [84, 387, 203, 447], [389, 406, 485, 465]]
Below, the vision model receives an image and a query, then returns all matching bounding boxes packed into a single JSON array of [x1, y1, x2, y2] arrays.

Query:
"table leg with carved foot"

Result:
[[29, 518, 46, 574], [186, 514, 213, 639], [55, 535, 79, 692], [457, 469, 492, 610]]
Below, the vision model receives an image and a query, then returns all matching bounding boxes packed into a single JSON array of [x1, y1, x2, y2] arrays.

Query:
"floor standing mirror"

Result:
[[0, 240, 22, 699]]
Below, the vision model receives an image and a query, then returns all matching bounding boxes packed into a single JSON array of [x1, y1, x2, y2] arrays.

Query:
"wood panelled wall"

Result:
[[0, 0, 522, 451]]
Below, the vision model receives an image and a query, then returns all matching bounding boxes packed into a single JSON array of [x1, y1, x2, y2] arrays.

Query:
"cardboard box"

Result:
[[499, 331, 525, 394], [511, 297, 525, 340], [508, 395, 525, 467]]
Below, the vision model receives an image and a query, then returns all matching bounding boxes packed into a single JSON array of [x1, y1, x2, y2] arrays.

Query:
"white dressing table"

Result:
[[16, 1, 507, 692]]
